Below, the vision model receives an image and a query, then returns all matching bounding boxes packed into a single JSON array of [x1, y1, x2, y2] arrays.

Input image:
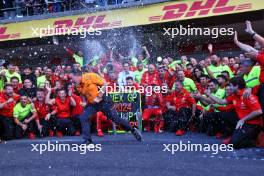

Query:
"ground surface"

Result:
[[1, 132, 264, 176]]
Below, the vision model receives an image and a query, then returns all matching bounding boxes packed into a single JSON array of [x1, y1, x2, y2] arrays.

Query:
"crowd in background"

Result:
[[0, 0, 141, 19], [0, 21, 264, 149]]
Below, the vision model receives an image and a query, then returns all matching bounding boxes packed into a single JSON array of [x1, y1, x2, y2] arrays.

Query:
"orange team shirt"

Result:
[[79, 73, 105, 104]]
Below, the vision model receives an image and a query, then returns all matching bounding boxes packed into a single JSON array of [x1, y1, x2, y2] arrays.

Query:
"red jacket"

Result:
[[141, 70, 161, 87], [256, 52, 264, 83], [196, 83, 207, 95], [159, 71, 171, 87], [13, 83, 23, 94], [71, 94, 84, 116], [145, 93, 163, 108], [54, 97, 71, 119], [167, 89, 195, 111], [0, 93, 20, 118], [226, 90, 263, 126], [34, 101, 51, 119]]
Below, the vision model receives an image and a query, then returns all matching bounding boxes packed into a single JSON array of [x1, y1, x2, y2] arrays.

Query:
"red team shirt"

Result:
[[71, 94, 84, 117], [159, 71, 171, 87], [0, 93, 20, 118], [196, 83, 207, 95], [184, 70, 194, 79], [34, 101, 51, 119], [145, 93, 163, 107], [257, 51, 264, 83], [54, 97, 71, 119], [226, 89, 263, 126], [47, 74, 60, 87], [141, 70, 162, 87], [104, 73, 117, 91], [167, 89, 195, 111], [13, 83, 23, 94]]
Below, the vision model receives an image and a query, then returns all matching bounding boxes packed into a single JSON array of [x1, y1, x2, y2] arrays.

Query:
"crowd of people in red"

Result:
[[0, 21, 264, 149]]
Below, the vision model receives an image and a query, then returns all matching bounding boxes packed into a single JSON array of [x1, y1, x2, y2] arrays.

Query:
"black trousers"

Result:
[[0, 116, 14, 140], [38, 116, 56, 137], [14, 114, 38, 139], [71, 115, 82, 132], [220, 112, 261, 148], [79, 94, 133, 140], [258, 83, 264, 125], [163, 108, 192, 132], [230, 124, 261, 149], [219, 111, 240, 136], [203, 111, 237, 136], [206, 111, 261, 148], [55, 118, 76, 136]]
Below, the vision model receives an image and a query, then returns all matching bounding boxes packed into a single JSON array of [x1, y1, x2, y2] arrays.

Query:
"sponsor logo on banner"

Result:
[[0, 27, 20, 40], [0, 0, 262, 41], [54, 15, 122, 29], [39, 15, 122, 37], [149, 0, 252, 22]]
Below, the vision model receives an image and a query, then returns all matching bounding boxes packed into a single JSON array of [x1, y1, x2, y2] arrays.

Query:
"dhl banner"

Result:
[[0, 0, 263, 41]]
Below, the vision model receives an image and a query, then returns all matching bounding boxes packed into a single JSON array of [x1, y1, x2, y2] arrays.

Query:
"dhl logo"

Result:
[[0, 27, 20, 40], [0, 14, 122, 40], [149, 0, 252, 21], [53, 15, 122, 30]]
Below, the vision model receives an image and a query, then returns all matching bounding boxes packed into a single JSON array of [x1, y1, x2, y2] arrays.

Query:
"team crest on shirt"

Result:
[[240, 102, 246, 109]]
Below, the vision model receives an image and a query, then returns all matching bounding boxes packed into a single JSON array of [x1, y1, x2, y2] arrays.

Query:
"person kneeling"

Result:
[[142, 88, 164, 133], [34, 88, 57, 137], [207, 77, 263, 149], [45, 87, 77, 137], [13, 95, 38, 139], [166, 81, 196, 136]]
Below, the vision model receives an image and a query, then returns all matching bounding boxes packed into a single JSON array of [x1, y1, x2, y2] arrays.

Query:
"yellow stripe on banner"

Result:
[[0, 0, 263, 41]]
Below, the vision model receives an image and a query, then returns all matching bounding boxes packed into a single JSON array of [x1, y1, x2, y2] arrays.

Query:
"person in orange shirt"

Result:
[[72, 70, 142, 144]]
